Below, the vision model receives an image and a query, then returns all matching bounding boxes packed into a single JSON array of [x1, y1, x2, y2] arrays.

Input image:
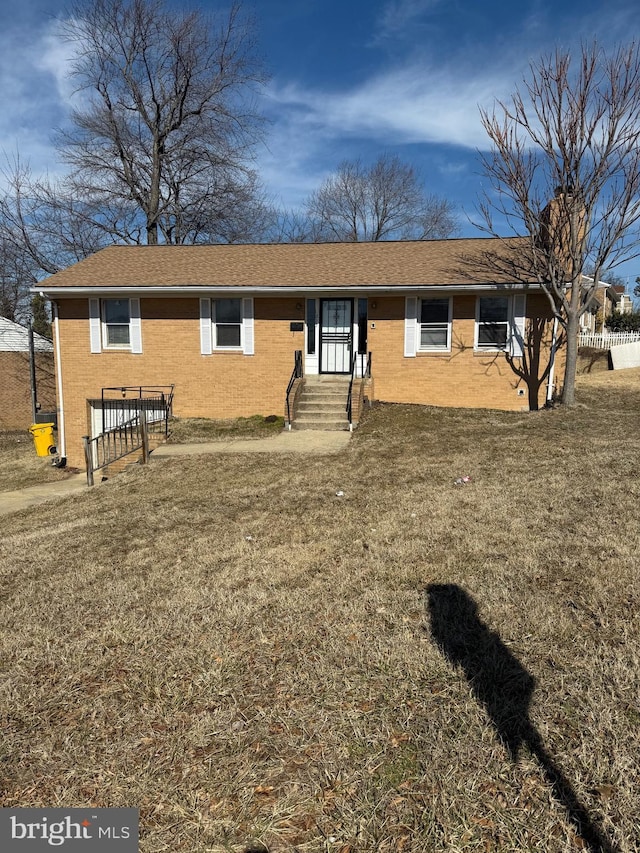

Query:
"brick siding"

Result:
[[55, 294, 561, 468], [0, 351, 57, 431]]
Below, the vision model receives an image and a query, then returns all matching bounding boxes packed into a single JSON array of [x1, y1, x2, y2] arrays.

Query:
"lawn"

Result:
[[0, 430, 74, 492], [0, 415, 285, 493], [1, 370, 639, 852], [167, 414, 285, 444]]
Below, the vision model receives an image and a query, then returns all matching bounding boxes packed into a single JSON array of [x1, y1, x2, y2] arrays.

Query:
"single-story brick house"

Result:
[[36, 237, 564, 469], [0, 317, 56, 431]]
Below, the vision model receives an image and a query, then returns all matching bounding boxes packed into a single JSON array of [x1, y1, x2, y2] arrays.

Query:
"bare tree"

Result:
[[0, 237, 35, 322], [0, 0, 268, 311], [479, 42, 640, 405], [58, 0, 266, 246], [158, 161, 274, 244], [304, 154, 458, 242], [263, 208, 316, 243], [0, 160, 115, 278]]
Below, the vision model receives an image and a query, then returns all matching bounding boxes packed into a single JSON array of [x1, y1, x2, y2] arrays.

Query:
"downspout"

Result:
[[546, 316, 559, 404], [50, 299, 66, 461], [28, 322, 38, 422]]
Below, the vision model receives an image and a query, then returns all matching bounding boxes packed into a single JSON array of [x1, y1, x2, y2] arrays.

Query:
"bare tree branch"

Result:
[[304, 154, 458, 242], [59, 0, 267, 245], [0, 0, 270, 311], [478, 41, 640, 405]]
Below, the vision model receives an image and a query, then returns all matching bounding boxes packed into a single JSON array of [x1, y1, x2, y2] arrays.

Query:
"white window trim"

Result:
[[305, 297, 320, 375], [404, 296, 418, 357], [90, 297, 142, 353], [200, 297, 254, 355], [474, 295, 526, 356], [475, 296, 510, 352], [212, 297, 244, 351], [418, 296, 452, 352], [510, 294, 526, 358], [89, 298, 101, 353]]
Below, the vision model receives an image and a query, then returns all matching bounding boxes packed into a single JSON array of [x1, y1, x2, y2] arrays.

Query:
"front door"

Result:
[[320, 299, 353, 373]]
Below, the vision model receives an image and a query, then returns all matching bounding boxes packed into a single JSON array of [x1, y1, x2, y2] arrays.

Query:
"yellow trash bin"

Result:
[[29, 423, 57, 457]]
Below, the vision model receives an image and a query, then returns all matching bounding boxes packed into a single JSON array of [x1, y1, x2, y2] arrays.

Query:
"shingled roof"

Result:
[[39, 237, 534, 291]]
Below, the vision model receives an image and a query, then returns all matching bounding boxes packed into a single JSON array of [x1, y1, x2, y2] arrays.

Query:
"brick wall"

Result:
[[56, 296, 306, 466], [0, 351, 57, 431], [55, 294, 562, 468], [368, 294, 559, 412]]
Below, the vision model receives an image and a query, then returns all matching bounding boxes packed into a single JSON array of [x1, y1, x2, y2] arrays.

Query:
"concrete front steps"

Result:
[[293, 376, 351, 431]]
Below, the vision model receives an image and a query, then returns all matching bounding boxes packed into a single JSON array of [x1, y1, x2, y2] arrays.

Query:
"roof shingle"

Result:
[[40, 238, 533, 290]]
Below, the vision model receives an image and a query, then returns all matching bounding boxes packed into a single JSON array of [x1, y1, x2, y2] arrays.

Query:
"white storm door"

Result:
[[320, 299, 353, 373]]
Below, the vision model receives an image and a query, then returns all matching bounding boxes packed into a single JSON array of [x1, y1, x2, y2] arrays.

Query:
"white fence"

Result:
[[578, 331, 640, 349]]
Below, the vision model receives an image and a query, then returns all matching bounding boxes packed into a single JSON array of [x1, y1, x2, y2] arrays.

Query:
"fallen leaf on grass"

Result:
[[594, 783, 615, 801], [471, 816, 496, 830]]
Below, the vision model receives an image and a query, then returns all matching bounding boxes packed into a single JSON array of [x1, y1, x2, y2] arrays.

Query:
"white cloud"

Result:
[[266, 60, 516, 154], [257, 111, 334, 210], [438, 161, 469, 177], [0, 17, 71, 179], [374, 0, 443, 41], [35, 20, 79, 105], [257, 56, 517, 211]]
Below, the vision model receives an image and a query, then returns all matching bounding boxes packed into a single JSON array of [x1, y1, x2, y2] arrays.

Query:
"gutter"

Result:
[[33, 283, 544, 298]]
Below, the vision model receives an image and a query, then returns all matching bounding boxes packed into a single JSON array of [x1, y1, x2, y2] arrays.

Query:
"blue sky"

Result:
[[1, 0, 640, 287]]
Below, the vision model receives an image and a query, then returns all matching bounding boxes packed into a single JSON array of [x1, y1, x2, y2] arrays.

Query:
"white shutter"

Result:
[[130, 298, 142, 353], [404, 297, 417, 357], [200, 298, 212, 355], [510, 294, 526, 358], [243, 297, 254, 355], [89, 298, 101, 353]]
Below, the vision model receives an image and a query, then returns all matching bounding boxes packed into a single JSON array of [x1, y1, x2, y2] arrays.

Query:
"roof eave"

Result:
[[35, 282, 542, 298]]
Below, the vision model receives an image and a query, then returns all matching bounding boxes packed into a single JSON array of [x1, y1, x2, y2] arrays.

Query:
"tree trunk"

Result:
[[146, 138, 162, 245], [561, 311, 580, 406], [146, 221, 158, 245]]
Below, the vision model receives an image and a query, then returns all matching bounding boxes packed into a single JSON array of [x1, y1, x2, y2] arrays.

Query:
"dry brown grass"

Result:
[[1, 369, 639, 852], [0, 431, 73, 492], [168, 415, 285, 444]]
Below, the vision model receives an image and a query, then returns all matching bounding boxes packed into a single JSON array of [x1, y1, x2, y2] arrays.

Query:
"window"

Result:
[[199, 297, 254, 355], [419, 297, 451, 350], [357, 298, 368, 354], [103, 299, 131, 347], [89, 297, 142, 353], [476, 297, 510, 349], [306, 299, 316, 355], [214, 298, 242, 348]]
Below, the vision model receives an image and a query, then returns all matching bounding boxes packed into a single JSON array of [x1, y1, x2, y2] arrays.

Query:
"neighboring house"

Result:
[[579, 279, 631, 333], [0, 317, 56, 431], [37, 238, 564, 470], [612, 285, 634, 315]]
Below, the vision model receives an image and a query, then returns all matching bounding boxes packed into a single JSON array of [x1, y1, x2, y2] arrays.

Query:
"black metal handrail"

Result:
[[346, 351, 372, 426], [285, 350, 303, 428], [83, 412, 143, 486], [99, 385, 174, 436]]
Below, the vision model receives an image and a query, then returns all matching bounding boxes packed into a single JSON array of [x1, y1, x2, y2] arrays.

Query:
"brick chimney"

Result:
[[538, 186, 587, 279]]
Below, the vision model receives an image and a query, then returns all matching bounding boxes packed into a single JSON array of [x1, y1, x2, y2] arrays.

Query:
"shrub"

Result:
[[606, 310, 640, 332]]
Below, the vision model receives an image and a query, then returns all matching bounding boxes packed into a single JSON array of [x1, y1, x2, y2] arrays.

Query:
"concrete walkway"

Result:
[[152, 429, 352, 457], [1, 430, 351, 517], [0, 473, 87, 517]]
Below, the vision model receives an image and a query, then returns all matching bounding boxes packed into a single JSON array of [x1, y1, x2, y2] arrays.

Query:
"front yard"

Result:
[[0, 430, 72, 492], [1, 370, 639, 852]]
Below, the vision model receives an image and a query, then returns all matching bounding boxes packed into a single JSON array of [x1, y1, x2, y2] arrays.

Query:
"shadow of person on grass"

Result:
[[426, 584, 617, 853]]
